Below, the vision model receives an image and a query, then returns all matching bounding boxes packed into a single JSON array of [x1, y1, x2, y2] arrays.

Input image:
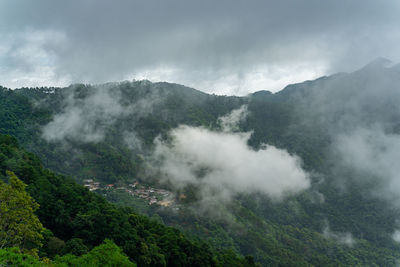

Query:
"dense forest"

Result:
[[2, 61, 400, 266], [0, 134, 257, 266]]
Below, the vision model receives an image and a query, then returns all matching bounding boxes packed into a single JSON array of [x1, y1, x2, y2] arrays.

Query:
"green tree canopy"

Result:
[[54, 239, 136, 267], [0, 247, 48, 267], [0, 171, 44, 252]]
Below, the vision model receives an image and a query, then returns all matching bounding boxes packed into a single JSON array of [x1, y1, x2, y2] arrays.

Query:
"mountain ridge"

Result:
[[2, 60, 400, 265]]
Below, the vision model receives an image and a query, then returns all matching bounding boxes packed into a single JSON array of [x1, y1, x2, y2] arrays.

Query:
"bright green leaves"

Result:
[[0, 240, 137, 266], [54, 239, 136, 267], [0, 247, 48, 267], [0, 171, 44, 252]]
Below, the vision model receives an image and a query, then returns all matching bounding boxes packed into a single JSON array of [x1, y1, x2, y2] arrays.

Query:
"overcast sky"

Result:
[[1, 0, 399, 95]]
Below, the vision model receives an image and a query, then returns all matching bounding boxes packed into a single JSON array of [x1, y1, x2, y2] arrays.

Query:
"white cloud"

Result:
[[152, 107, 310, 202], [392, 229, 400, 243], [218, 104, 248, 131]]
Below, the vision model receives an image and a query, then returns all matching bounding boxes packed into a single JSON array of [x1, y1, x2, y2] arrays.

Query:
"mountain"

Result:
[[2, 60, 400, 265]]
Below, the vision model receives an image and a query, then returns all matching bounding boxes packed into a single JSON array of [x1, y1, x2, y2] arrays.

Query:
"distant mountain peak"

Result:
[[362, 57, 393, 69], [250, 90, 272, 97]]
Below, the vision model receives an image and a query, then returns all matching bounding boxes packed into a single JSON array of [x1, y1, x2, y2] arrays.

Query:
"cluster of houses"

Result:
[[126, 183, 174, 206], [83, 179, 100, 191], [83, 179, 174, 206]]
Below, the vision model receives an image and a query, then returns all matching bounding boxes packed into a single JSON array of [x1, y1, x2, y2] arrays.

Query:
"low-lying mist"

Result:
[[151, 106, 310, 205], [42, 82, 162, 144], [286, 61, 400, 235], [333, 127, 400, 205]]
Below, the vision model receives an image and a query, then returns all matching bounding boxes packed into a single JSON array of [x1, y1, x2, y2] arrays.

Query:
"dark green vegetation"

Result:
[[2, 61, 400, 266], [0, 135, 257, 266], [0, 82, 244, 183]]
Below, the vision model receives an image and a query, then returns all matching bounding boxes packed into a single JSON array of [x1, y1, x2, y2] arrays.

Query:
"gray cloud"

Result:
[[1, 1, 400, 94], [334, 127, 400, 206], [152, 107, 310, 204]]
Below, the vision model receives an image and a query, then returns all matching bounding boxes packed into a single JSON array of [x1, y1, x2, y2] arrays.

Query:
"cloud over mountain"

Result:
[[2, 1, 400, 94], [152, 107, 310, 203]]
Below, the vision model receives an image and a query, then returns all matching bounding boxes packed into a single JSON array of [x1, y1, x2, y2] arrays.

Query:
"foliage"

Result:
[[0, 134, 256, 266], [62, 238, 88, 256], [54, 239, 136, 267], [2, 78, 400, 265], [0, 247, 48, 267], [0, 83, 245, 184], [0, 170, 44, 252], [0, 240, 136, 267]]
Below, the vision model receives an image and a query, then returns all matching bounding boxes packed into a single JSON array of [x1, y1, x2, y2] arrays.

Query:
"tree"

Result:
[[55, 239, 136, 266], [46, 237, 65, 258], [0, 171, 44, 252], [0, 247, 48, 267], [62, 238, 88, 256]]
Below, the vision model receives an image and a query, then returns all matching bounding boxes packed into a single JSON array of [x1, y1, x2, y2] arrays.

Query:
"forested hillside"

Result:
[[0, 134, 257, 266], [2, 61, 400, 266]]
